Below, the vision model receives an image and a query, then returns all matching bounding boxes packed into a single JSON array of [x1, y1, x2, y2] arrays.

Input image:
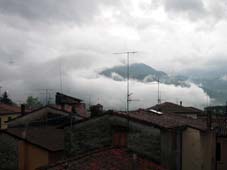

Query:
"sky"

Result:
[[0, 0, 227, 109]]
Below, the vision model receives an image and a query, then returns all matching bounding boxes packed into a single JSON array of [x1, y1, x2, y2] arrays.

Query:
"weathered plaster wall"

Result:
[[217, 137, 227, 170], [161, 130, 179, 170], [182, 128, 215, 170], [19, 141, 49, 170], [0, 114, 20, 129]]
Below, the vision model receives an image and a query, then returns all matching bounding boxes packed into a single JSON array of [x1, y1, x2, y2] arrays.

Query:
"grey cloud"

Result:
[[0, 0, 120, 24], [161, 0, 227, 23], [162, 0, 206, 20]]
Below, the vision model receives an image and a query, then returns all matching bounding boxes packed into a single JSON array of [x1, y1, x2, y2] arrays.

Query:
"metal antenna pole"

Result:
[[157, 77, 161, 104], [127, 52, 129, 113], [113, 51, 137, 113], [59, 59, 63, 93]]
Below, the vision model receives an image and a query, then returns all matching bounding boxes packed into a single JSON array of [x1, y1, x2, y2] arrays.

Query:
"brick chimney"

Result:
[[21, 104, 25, 115], [112, 126, 128, 147]]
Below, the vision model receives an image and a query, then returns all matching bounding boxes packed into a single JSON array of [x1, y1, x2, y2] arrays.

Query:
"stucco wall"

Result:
[[161, 130, 180, 170], [0, 114, 20, 129], [182, 128, 215, 170], [19, 141, 49, 170], [217, 137, 227, 170]]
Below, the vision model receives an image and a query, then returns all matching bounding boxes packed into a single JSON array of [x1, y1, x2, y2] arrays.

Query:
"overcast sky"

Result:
[[0, 0, 226, 109]]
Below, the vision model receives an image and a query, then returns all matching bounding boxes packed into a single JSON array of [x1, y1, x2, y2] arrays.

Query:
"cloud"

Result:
[[0, 0, 226, 109], [66, 71, 211, 110], [0, 62, 210, 110], [0, 0, 121, 24], [163, 0, 205, 16], [161, 0, 227, 23]]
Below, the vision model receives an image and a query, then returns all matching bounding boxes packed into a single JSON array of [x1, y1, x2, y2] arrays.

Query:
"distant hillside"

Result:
[[191, 77, 227, 104], [100, 63, 227, 105], [100, 63, 189, 87]]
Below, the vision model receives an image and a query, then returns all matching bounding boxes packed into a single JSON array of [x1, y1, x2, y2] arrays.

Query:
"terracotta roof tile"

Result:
[[38, 148, 167, 170], [113, 110, 207, 131], [0, 103, 21, 114], [5, 126, 64, 152], [148, 102, 204, 115]]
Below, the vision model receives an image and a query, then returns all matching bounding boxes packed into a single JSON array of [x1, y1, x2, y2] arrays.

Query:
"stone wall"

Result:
[[0, 132, 18, 170], [65, 115, 112, 157]]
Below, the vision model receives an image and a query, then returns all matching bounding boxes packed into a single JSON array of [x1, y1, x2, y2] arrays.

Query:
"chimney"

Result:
[[225, 101, 227, 116], [180, 101, 182, 106], [112, 126, 128, 147], [207, 109, 212, 129], [21, 104, 25, 115]]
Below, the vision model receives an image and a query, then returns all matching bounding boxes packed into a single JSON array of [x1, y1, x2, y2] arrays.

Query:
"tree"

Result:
[[0, 91, 13, 105], [26, 96, 42, 109]]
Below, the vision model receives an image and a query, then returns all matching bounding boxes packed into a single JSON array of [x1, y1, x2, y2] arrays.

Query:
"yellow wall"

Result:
[[182, 128, 215, 170], [0, 114, 20, 129], [19, 141, 49, 170], [217, 137, 227, 170]]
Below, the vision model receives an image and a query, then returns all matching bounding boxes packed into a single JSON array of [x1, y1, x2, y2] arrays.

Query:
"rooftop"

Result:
[[4, 126, 64, 152], [148, 102, 204, 115], [38, 147, 167, 170], [56, 92, 83, 105], [0, 103, 21, 114], [113, 110, 207, 131]]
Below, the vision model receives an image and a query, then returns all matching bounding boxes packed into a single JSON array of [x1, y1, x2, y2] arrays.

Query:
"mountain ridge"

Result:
[[100, 63, 227, 105]]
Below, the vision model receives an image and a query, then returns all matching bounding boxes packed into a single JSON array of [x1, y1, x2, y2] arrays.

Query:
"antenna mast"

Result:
[[113, 51, 137, 113], [157, 77, 161, 104], [59, 59, 63, 93]]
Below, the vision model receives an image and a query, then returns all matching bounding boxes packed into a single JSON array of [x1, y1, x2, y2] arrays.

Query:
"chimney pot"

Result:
[[21, 104, 25, 115], [180, 101, 182, 106]]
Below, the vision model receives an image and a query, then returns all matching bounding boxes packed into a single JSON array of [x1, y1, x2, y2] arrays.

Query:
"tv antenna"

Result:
[[36, 88, 54, 105], [157, 77, 161, 104], [113, 51, 137, 113], [59, 58, 63, 93], [149, 77, 161, 104]]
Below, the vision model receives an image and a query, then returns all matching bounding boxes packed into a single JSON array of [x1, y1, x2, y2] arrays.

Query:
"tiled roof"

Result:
[[56, 92, 83, 104], [212, 117, 227, 136], [5, 126, 64, 152], [38, 148, 167, 170], [8, 106, 83, 127], [50, 104, 88, 118], [0, 103, 21, 114], [113, 110, 207, 131], [148, 102, 204, 115]]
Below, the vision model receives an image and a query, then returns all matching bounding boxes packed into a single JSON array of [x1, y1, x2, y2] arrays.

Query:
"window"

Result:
[[216, 143, 221, 161]]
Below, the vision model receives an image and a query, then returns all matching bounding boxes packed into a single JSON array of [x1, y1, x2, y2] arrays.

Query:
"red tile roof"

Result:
[[4, 126, 64, 152], [148, 102, 204, 115], [113, 110, 207, 131], [0, 103, 21, 114], [38, 148, 167, 170]]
